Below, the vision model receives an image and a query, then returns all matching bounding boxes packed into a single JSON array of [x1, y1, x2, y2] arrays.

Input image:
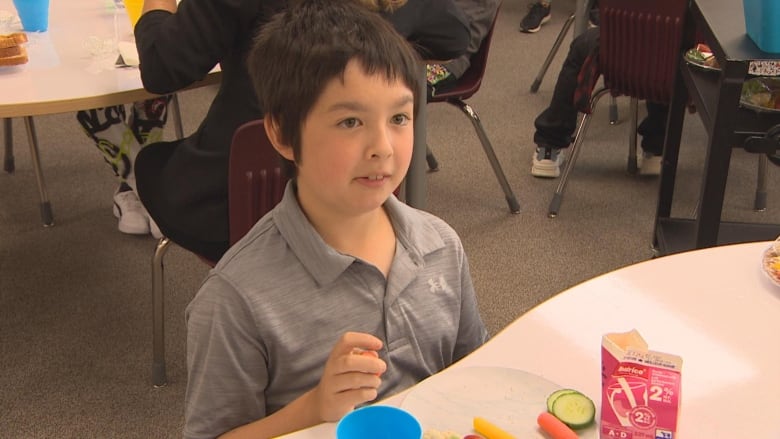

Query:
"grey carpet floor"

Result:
[[2, 2, 779, 437]]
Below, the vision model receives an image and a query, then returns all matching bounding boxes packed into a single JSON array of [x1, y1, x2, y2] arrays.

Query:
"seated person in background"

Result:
[[183, 1, 488, 438], [520, 0, 601, 34], [132, 0, 287, 262], [426, 0, 501, 98], [133, 0, 469, 262], [76, 96, 171, 237], [378, 0, 470, 61], [520, 0, 552, 33], [530, 26, 669, 178]]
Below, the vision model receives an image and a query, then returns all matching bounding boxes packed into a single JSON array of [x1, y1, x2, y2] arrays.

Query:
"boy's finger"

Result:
[[356, 350, 378, 358], [335, 332, 383, 354], [356, 350, 384, 376]]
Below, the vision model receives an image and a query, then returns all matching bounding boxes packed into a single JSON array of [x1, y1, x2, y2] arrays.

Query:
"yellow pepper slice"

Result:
[[473, 416, 516, 439]]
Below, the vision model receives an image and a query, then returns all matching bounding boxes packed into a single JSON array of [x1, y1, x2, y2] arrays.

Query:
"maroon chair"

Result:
[[151, 118, 288, 387], [426, 6, 521, 214], [227, 119, 288, 244], [547, 0, 688, 218]]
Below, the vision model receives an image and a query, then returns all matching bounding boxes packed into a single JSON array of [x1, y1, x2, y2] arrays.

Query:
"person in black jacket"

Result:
[[86, 0, 469, 262], [426, 0, 500, 97]]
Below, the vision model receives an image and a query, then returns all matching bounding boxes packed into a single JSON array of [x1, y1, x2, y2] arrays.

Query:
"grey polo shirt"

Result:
[[183, 183, 488, 439]]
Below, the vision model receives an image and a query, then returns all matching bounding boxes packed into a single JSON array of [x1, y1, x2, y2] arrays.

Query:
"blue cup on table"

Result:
[[336, 405, 422, 439], [12, 0, 50, 32]]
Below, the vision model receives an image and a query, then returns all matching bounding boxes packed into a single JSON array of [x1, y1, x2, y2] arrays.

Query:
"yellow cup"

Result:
[[122, 0, 144, 28]]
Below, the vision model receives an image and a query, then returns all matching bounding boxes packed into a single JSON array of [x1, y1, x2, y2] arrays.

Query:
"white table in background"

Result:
[[0, 0, 430, 223], [0, 0, 220, 225], [283, 241, 780, 438]]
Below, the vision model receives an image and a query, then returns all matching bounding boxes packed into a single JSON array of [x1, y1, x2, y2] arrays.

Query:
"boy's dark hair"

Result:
[[247, 0, 422, 168]]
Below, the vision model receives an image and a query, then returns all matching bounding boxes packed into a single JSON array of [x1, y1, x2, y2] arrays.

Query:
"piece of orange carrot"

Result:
[[537, 412, 579, 439]]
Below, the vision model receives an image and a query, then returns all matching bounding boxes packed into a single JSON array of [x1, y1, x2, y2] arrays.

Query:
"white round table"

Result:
[[0, 0, 219, 117], [0, 0, 220, 225], [282, 241, 780, 438], [0, 0, 434, 223]]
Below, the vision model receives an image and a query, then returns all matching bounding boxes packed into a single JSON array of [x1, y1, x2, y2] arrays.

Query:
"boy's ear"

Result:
[[263, 117, 295, 162]]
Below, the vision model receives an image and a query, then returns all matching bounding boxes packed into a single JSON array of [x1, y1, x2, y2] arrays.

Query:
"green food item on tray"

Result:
[[550, 391, 597, 429], [685, 44, 719, 69], [742, 77, 780, 111], [545, 388, 596, 430], [686, 48, 706, 62], [546, 388, 579, 413]]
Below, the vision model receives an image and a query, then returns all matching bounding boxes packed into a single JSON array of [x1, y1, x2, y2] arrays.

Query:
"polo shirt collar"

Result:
[[273, 182, 445, 286]]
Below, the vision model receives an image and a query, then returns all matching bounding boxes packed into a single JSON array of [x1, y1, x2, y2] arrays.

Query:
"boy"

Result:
[[183, 1, 488, 438]]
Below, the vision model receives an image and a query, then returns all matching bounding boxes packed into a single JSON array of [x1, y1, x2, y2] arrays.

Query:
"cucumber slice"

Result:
[[551, 391, 596, 429], [546, 389, 578, 413]]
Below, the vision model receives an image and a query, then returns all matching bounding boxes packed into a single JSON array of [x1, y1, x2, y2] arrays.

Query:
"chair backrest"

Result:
[[228, 118, 289, 245], [428, 6, 500, 102], [599, 0, 687, 103]]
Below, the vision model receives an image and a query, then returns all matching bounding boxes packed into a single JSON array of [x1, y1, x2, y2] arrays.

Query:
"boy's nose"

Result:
[[368, 126, 394, 159]]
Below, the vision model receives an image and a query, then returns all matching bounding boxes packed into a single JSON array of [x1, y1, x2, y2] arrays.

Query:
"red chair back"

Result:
[[228, 119, 289, 245], [599, 0, 687, 103]]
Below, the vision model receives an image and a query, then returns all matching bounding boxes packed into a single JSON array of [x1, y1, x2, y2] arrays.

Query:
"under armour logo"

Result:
[[427, 275, 451, 294]]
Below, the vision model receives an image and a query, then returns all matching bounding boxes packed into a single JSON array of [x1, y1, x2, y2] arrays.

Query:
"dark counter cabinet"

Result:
[[653, 0, 780, 256]]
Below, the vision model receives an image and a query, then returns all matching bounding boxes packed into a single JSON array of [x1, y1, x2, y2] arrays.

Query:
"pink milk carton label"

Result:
[[600, 330, 682, 439]]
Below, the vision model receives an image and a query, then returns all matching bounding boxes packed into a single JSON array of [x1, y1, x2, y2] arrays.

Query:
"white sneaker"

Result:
[[113, 189, 151, 235], [149, 216, 163, 239], [638, 149, 662, 176], [531, 146, 565, 178]]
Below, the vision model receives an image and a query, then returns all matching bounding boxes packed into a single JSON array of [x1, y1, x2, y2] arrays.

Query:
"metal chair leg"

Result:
[[627, 98, 639, 175], [4, 118, 15, 173], [754, 154, 767, 212], [548, 88, 610, 217], [450, 100, 521, 213], [530, 13, 575, 93], [425, 145, 440, 171], [171, 94, 185, 140], [152, 237, 172, 388], [531, 0, 599, 92], [23, 117, 54, 226], [609, 95, 619, 124]]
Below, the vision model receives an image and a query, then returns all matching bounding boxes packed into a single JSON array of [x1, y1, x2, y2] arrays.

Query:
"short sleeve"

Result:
[[183, 273, 268, 439]]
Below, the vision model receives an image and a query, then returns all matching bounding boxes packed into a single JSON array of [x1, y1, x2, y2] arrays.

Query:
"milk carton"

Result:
[[600, 330, 682, 439]]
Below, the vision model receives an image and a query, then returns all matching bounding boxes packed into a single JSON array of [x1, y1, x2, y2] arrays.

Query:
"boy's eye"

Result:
[[391, 114, 410, 125], [339, 118, 361, 128]]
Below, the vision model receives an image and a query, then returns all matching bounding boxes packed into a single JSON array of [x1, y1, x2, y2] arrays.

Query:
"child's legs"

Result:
[[637, 101, 670, 155], [533, 27, 599, 148], [76, 96, 171, 192], [130, 95, 173, 147], [76, 105, 141, 190]]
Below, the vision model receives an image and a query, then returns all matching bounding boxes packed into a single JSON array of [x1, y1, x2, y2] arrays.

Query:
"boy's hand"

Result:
[[311, 332, 386, 422]]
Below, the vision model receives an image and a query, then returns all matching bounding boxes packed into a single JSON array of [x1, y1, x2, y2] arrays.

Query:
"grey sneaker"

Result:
[[638, 149, 662, 176], [520, 2, 552, 33], [531, 146, 564, 178]]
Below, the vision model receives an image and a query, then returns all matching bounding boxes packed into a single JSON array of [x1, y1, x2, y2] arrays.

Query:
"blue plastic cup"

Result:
[[336, 406, 422, 439], [13, 0, 50, 32]]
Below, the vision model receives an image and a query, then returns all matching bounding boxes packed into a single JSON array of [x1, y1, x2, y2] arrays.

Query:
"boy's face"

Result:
[[291, 60, 414, 219]]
